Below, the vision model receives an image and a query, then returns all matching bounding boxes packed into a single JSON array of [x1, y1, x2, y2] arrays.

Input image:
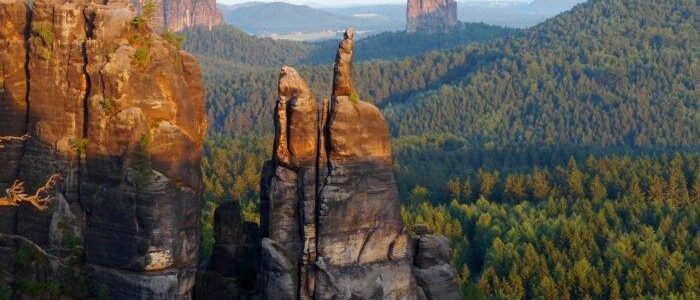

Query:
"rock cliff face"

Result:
[[0, 0, 206, 298], [406, 0, 458, 33], [132, 0, 224, 32]]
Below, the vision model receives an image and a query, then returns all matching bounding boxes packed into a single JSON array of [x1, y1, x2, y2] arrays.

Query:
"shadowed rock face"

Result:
[[0, 0, 206, 298], [195, 202, 260, 300], [132, 0, 224, 32], [413, 231, 461, 300], [406, 0, 458, 33]]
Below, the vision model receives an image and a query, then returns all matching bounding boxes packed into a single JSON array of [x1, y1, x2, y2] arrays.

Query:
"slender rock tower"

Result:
[[260, 29, 418, 299], [198, 29, 460, 300]]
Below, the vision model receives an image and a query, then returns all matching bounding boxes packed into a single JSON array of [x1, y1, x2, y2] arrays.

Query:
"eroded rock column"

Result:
[[82, 2, 206, 298], [314, 29, 416, 300], [260, 29, 418, 300]]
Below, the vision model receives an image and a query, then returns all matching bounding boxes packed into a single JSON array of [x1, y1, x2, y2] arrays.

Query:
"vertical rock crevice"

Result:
[[1, 0, 207, 298]]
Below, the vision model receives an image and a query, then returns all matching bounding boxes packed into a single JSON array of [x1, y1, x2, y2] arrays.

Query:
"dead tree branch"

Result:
[[0, 134, 30, 149], [0, 174, 62, 210]]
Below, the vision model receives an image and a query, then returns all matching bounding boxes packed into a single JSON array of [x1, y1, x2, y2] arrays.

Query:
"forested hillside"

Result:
[[186, 0, 697, 149], [182, 26, 312, 68], [404, 153, 700, 299], [385, 0, 699, 148], [183, 23, 514, 134], [190, 1, 699, 298]]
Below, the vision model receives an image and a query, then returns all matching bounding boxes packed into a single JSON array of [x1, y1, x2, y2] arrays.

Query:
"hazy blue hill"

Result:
[[218, 2, 344, 34], [325, 1, 587, 29], [322, 4, 405, 28], [217, 1, 586, 38], [217, 1, 402, 36], [458, 0, 586, 28], [182, 25, 313, 68]]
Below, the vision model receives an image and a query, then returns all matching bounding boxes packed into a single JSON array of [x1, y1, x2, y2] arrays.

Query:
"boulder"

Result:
[[195, 202, 260, 300], [413, 234, 460, 300]]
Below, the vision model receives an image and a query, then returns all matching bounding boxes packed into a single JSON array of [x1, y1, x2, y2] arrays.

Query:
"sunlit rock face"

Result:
[[259, 29, 417, 300], [406, 0, 458, 33], [132, 0, 224, 32], [0, 0, 206, 298]]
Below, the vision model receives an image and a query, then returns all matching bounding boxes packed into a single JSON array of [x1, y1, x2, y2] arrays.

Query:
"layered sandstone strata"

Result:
[[0, 0, 206, 298], [406, 0, 458, 33]]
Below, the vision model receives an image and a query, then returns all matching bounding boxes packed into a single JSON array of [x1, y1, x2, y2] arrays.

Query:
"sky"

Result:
[[217, 0, 532, 7]]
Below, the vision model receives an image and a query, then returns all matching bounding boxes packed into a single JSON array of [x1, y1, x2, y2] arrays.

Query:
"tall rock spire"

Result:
[[260, 29, 418, 299], [195, 28, 460, 300]]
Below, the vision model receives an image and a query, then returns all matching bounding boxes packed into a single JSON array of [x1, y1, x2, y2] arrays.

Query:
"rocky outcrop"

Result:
[[0, 0, 206, 298], [413, 226, 461, 300], [406, 0, 458, 33], [195, 202, 260, 300], [132, 0, 224, 32], [256, 29, 418, 300], [192, 28, 460, 300]]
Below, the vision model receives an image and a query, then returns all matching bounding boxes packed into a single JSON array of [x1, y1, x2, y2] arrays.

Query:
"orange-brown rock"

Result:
[[132, 0, 224, 32], [0, 0, 29, 188], [187, 28, 460, 300], [260, 29, 418, 300], [406, 0, 458, 33], [0, 0, 206, 298]]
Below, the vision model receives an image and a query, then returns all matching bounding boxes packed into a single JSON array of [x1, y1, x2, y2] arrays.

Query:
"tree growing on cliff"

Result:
[[0, 175, 61, 210], [0, 135, 59, 210]]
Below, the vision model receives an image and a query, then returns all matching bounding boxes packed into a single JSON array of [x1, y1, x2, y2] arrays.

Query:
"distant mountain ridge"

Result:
[[217, 1, 403, 37], [216, 0, 585, 39]]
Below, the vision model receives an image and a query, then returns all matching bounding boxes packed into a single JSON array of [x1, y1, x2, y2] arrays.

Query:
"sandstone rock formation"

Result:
[[406, 0, 458, 33], [0, 0, 206, 298], [132, 0, 224, 32], [254, 29, 459, 300]]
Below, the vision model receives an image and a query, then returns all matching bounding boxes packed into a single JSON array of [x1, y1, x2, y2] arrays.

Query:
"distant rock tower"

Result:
[[407, 0, 458, 33]]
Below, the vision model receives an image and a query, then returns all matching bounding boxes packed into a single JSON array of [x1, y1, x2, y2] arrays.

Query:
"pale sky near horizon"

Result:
[[217, 0, 532, 7]]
